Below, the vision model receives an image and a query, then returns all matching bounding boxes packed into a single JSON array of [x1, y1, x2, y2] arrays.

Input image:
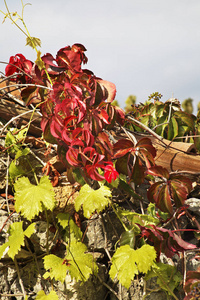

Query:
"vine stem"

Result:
[[5, 154, 10, 214], [110, 201, 128, 231], [44, 208, 50, 255], [14, 258, 26, 299], [156, 272, 179, 300], [127, 115, 167, 146]]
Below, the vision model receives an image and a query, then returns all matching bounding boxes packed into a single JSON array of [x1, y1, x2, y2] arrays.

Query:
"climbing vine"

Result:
[[0, 2, 200, 300]]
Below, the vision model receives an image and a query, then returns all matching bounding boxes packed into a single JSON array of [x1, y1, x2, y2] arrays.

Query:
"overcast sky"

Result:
[[1, 0, 200, 112]]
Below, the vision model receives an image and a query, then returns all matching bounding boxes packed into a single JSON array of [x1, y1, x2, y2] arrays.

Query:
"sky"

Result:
[[1, 0, 200, 113]]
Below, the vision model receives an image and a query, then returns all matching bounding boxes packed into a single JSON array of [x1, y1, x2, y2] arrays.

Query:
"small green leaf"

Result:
[[145, 262, 182, 296], [24, 223, 36, 238], [75, 184, 111, 218], [35, 50, 45, 70], [109, 244, 156, 289], [35, 290, 59, 300], [65, 238, 98, 282], [0, 221, 35, 260], [14, 176, 56, 220], [57, 213, 82, 240], [43, 255, 68, 282], [26, 36, 41, 48], [167, 116, 178, 140], [120, 230, 135, 248]]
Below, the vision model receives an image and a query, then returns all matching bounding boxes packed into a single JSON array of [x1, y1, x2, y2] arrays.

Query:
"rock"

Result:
[[82, 211, 124, 252], [185, 198, 200, 215]]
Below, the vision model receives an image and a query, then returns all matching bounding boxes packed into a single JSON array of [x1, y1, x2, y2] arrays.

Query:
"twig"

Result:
[[0, 83, 53, 91], [96, 274, 121, 300], [120, 124, 138, 145], [152, 98, 173, 131], [0, 108, 39, 134], [14, 258, 26, 299], [127, 115, 167, 146], [183, 251, 187, 296], [0, 210, 15, 233], [5, 154, 10, 214], [185, 210, 200, 230], [0, 88, 26, 106]]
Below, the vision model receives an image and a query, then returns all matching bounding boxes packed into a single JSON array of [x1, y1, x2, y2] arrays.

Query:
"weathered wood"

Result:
[[0, 98, 42, 136], [144, 135, 200, 174], [0, 78, 42, 136]]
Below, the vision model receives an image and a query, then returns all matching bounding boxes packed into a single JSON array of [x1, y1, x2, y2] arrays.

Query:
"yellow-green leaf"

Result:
[[75, 184, 111, 218], [0, 221, 35, 260], [26, 36, 41, 48], [43, 255, 68, 283], [14, 176, 56, 221], [109, 244, 156, 289], [35, 290, 59, 300], [65, 238, 98, 282]]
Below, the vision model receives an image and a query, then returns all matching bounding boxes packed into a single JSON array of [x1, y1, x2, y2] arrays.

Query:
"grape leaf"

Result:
[[43, 254, 68, 282], [44, 239, 98, 283], [57, 213, 82, 240], [109, 244, 156, 289], [0, 221, 35, 260], [65, 238, 98, 282], [14, 176, 56, 221], [35, 290, 59, 300], [75, 184, 111, 218]]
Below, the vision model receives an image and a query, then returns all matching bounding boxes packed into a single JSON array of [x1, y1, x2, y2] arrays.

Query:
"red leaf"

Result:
[[147, 181, 173, 214], [21, 86, 39, 105], [147, 166, 169, 179], [139, 224, 197, 260], [104, 163, 119, 183], [114, 139, 134, 158], [97, 79, 116, 103]]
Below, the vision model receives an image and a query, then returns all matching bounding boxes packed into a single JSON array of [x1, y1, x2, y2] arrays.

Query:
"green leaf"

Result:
[[119, 209, 159, 227], [57, 213, 82, 240], [14, 176, 56, 221], [167, 116, 178, 140], [35, 290, 59, 300], [0, 221, 35, 260], [109, 244, 156, 289], [5, 127, 28, 154], [44, 239, 98, 283], [43, 255, 68, 282], [9, 148, 31, 182], [26, 36, 41, 48], [5, 131, 18, 154], [75, 184, 111, 218], [65, 238, 98, 282], [145, 262, 182, 296], [120, 230, 135, 248]]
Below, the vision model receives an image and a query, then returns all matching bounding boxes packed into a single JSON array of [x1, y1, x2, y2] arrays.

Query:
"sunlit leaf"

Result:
[[26, 36, 41, 49], [43, 254, 68, 282], [75, 184, 111, 218], [35, 290, 59, 300], [109, 244, 156, 289], [14, 176, 56, 220], [65, 238, 98, 282], [0, 221, 35, 260]]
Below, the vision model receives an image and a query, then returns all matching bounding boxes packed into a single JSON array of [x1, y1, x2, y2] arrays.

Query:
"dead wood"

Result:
[[0, 78, 42, 136]]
